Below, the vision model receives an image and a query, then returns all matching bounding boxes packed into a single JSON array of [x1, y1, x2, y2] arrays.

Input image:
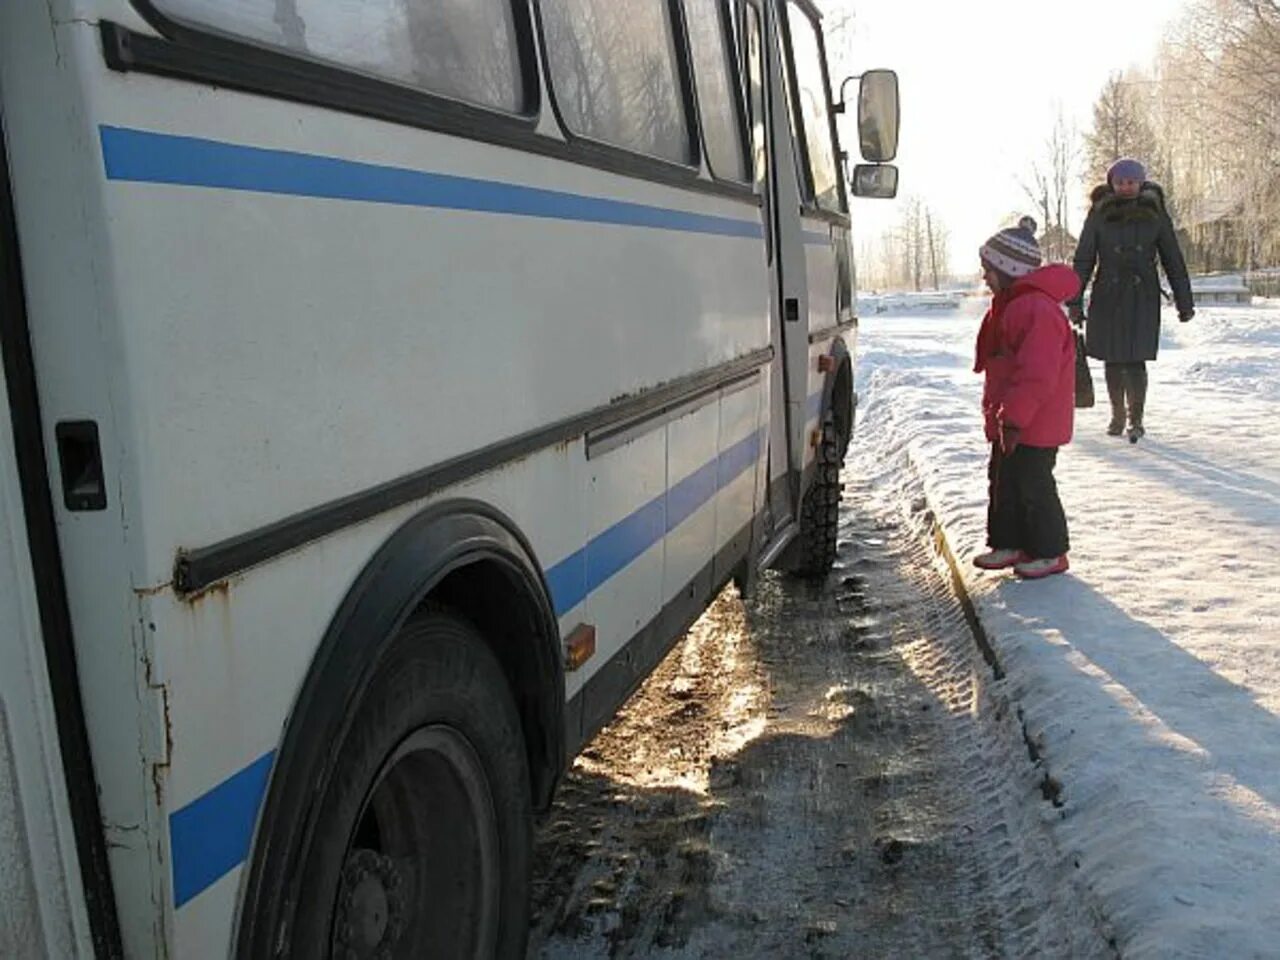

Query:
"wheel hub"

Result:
[[333, 848, 405, 959]]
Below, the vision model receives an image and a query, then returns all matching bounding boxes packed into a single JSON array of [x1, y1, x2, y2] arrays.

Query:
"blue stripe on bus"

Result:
[[171, 428, 763, 908], [576, 495, 668, 609], [666, 458, 721, 532], [99, 126, 764, 240], [543, 548, 587, 620], [169, 750, 275, 908], [545, 428, 762, 616], [802, 230, 830, 245], [719, 424, 764, 484]]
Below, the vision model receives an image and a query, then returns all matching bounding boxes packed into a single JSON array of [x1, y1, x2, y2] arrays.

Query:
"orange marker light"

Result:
[[564, 623, 597, 671]]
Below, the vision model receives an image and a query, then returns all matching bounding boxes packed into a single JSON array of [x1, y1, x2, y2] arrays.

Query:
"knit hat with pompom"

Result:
[[979, 216, 1042, 278]]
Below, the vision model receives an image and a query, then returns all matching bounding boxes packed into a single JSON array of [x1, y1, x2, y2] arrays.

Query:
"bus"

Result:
[[0, 0, 899, 956]]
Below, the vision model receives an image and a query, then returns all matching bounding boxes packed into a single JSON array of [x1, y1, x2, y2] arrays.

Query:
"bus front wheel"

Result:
[[784, 408, 842, 578], [287, 609, 533, 959]]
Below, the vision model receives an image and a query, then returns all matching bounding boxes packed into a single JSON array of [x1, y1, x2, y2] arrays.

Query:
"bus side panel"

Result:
[[715, 376, 764, 565], [574, 428, 666, 734], [88, 90, 769, 575], [1, 10, 169, 957], [663, 399, 720, 607], [0, 368, 92, 959], [158, 436, 590, 957]]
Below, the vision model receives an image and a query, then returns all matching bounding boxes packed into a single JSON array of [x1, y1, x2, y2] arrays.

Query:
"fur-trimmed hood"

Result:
[[1089, 181, 1168, 222]]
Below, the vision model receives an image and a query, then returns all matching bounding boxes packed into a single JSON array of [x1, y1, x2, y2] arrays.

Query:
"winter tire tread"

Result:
[[789, 409, 842, 577]]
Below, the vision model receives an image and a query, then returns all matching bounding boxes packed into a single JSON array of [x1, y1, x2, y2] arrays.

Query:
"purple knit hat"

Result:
[[1107, 157, 1146, 185]]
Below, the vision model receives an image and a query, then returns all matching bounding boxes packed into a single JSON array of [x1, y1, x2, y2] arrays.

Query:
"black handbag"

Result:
[[1074, 331, 1094, 408]]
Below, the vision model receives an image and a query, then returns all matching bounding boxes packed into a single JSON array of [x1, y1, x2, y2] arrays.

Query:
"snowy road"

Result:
[[852, 296, 1280, 958], [528, 467, 1111, 958], [526, 296, 1279, 959]]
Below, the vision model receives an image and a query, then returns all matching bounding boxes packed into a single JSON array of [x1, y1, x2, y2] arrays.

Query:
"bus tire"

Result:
[[787, 408, 841, 577], [283, 608, 532, 958]]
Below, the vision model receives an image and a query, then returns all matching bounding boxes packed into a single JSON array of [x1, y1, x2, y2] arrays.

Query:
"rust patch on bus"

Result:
[[179, 578, 232, 606], [150, 684, 173, 809], [132, 580, 173, 598]]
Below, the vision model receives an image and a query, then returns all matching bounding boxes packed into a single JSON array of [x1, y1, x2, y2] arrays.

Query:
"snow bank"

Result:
[[849, 298, 1280, 959]]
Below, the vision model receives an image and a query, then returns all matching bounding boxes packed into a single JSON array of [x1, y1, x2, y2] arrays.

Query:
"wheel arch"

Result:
[[820, 337, 855, 458], [234, 498, 563, 956]]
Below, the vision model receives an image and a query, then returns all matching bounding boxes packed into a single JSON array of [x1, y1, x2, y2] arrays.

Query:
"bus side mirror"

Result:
[[857, 69, 899, 163], [835, 69, 900, 164], [850, 163, 898, 199]]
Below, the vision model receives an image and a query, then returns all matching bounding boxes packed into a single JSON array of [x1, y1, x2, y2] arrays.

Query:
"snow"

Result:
[[1189, 274, 1250, 292], [849, 295, 1280, 959], [1189, 275, 1253, 305], [856, 289, 976, 315]]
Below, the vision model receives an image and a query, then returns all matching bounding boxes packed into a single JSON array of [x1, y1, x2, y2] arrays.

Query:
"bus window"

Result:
[[743, 5, 771, 264], [683, 0, 748, 182], [539, 0, 692, 164], [150, 0, 526, 113], [775, 12, 810, 202], [786, 2, 842, 212], [743, 5, 766, 187]]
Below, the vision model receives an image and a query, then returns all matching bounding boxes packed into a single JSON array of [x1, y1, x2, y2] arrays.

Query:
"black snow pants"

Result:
[[987, 443, 1070, 560]]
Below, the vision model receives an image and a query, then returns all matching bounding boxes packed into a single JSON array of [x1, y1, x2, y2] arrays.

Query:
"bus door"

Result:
[[743, 0, 810, 551]]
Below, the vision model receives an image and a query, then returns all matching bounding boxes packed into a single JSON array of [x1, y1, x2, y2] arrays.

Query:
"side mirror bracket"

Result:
[[832, 74, 861, 115]]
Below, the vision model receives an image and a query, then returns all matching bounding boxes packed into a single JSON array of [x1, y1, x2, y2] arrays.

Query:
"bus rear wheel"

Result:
[[288, 610, 532, 959]]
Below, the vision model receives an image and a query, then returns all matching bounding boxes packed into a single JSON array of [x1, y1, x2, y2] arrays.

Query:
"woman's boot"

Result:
[[1104, 364, 1126, 436], [1125, 363, 1148, 443]]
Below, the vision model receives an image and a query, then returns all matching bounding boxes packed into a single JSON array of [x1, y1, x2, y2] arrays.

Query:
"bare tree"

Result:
[[1083, 73, 1159, 180], [870, 198, 951, 292], [1020, 108, 1080, 262], [1124, 0, 1280, 270], [930, 215, 951, 287], [1020, 163, 1052, 252], [855, 236, 883, 290], [1048, 110, 1079, 243], [1177, 0, 1280, 268], [925, 208, 939, 290], [898, 197, 926, 291]]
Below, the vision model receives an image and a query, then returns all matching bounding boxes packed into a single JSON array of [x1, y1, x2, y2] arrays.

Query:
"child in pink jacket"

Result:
[[972, 218, 1082, 579]]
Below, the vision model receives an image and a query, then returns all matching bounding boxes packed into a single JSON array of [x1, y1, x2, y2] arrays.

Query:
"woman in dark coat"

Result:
[[1068, 157, 1194, 441]]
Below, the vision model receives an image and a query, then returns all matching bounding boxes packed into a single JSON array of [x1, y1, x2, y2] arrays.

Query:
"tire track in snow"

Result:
[[527, 464, 1115, 958]]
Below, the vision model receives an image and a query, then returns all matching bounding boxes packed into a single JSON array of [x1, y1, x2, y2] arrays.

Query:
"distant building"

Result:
[[1038, 224, 1078, 264]]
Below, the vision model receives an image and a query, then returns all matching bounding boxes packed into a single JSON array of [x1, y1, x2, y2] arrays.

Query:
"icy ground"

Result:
[[853, 294, 1280, 958], [530, 477, 1112, 958]]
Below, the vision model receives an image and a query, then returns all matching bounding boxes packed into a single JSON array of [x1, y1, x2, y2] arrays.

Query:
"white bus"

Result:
[[0, 0, 898, 956]]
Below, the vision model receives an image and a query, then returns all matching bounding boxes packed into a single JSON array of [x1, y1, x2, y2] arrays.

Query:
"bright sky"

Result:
[[821, 0, 1192, 277]]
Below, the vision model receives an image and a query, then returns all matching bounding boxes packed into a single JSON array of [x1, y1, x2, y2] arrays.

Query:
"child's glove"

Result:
[[1179, 309, 1195, 323], [1000, 422, 1021, 455], [1068, 304, 1085, 328]]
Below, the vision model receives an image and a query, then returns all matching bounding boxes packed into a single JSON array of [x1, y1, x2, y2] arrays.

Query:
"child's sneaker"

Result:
[[1013, 555, 1069, 579], [973, 548, 1027, 570]]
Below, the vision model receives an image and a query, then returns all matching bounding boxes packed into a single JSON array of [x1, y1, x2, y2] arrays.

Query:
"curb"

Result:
[[925, 510, 1067, 794], [928, 515, 1004, 681], [921, 494, 1121, 957]]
